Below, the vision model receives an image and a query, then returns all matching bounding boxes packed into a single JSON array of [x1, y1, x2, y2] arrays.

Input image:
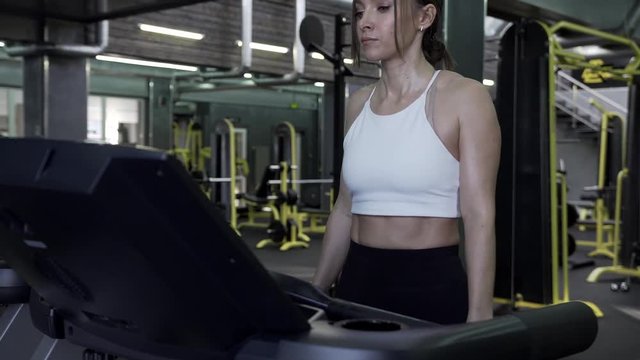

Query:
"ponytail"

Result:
[[421, 28, 455, 70], [419, 0, 455, 70]]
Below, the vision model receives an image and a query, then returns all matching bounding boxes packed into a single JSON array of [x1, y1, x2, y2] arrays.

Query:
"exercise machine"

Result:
[[493, 20, 629, 316], [0, 138, 598, 360], [574, 100, 626, 259], [586, 76, 640, 287]]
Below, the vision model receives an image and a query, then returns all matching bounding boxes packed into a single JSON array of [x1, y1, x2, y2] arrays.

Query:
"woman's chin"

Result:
[[361, 53, 382, 62]]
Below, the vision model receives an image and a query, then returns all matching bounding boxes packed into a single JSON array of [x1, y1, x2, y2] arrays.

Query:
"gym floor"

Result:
[[240, 227, 640, 360]]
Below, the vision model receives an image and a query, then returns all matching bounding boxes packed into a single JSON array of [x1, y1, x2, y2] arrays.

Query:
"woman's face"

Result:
[[354, 0, 401, 62], [355, 0, 425, 63]]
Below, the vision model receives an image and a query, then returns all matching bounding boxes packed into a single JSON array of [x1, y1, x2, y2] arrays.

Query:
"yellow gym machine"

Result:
[[542, 20, 639, 316], [211, 118, 253, 233], [542, 22, 640, 292], [236, 165, 280, 231], [170, 120, 206, 173], [254, 121, 334, 250], [255, 122, 310, 251], [585, 167, 640, 287], [274, 121, 334, 234], [169, 105, 211, 177], [493, 20, 640, 317], [581, 108, 640, 289], [256, 161, 311, 251], [574, 100, 626, 259]]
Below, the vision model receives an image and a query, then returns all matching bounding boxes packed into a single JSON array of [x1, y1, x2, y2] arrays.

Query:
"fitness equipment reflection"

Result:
[[572, 100, 626, 259]]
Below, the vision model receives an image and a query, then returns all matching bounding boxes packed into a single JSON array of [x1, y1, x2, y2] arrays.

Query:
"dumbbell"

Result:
[[610, 281, 630, 292]]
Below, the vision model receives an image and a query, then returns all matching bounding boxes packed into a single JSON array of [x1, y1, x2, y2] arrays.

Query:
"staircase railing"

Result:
[[555, 71, 627, 131]]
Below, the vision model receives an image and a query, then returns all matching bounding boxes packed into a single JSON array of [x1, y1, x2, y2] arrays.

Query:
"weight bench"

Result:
[[0, 138, 598, 360], [237, 165, 281, 230]]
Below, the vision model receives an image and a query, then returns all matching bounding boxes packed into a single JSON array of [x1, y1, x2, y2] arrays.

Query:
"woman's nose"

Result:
[[359, 11, 374, 31]]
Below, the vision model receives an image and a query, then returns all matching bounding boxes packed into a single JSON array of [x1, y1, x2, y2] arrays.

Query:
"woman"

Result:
[[312, 0, 500, 324]]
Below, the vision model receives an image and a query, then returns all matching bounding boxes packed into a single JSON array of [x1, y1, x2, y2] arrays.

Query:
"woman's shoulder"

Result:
[[437, 70, 491, 102], [437, 71, 496, 125], [344, 83, 377, 130], [348, 83, 376, 109], [436, 70, 488, 98]]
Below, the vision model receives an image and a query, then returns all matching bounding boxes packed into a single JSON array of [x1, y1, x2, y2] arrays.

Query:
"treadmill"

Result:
[[0, 138, 598, 360]]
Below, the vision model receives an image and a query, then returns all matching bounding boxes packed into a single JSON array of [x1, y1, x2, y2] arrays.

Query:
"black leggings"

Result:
[[334, 240, 468, 325]]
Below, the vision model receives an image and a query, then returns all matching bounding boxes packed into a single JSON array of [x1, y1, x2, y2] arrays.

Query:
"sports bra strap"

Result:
[[367, 70, 441, 104]]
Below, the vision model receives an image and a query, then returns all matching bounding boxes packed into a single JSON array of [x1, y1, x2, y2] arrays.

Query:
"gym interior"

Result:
[[0, 0, 639, 359]]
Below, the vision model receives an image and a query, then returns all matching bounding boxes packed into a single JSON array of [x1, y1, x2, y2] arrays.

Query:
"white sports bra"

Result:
[[342, 70, 460, 218]]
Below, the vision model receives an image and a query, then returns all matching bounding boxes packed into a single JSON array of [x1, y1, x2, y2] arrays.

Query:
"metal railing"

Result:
[[558, 71, 628, 114], [555, 71, 627, 131]]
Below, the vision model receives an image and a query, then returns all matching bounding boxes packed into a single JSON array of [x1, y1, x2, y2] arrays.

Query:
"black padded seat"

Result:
[[0, 260, 30, 304], [240, 166, 281, 205], [241, 193, 272, 205]]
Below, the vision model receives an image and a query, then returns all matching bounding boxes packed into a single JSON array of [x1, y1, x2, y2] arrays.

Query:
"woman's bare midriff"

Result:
[[351, 215, 460, 249]]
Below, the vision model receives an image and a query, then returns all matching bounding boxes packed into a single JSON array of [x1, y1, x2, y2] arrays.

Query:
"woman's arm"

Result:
[[311, 178, 353, 291], [312, 84, 374, 291], [457, 80, 501, 322]]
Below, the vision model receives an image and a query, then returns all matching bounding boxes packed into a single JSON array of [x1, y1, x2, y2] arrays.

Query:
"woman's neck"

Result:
[[379, 54, 435, 99]]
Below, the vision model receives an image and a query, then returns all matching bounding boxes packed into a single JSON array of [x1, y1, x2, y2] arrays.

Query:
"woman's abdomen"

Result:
[[351, 215, 460, 249]]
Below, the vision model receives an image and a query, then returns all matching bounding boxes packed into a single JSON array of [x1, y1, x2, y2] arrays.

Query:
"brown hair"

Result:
[[351, 0, 455, 70]]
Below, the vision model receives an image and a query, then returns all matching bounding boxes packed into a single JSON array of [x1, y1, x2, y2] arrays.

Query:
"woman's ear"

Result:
[[417, 3, 437, 32]]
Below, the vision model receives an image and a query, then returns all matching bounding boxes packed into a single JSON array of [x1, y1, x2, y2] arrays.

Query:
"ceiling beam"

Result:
[[488, 0, 582, 23]]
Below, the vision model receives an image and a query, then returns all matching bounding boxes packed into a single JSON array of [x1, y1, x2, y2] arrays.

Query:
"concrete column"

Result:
[[442, 0, 486, 82], [23, 56, 89, 140]]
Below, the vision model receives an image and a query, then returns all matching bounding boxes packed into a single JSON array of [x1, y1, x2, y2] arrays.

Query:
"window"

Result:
[[89, 96, 144, 145], [0, 89, 144, 143]]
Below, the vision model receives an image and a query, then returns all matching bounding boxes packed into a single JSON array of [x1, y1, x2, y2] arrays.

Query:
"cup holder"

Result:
[[337, 319, 403, 332]]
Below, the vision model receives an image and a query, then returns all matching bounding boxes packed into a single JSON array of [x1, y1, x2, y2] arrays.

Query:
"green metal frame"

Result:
[[585, 168, 640, 283], [533, 20, 640, 316], [545, 21, 640, 79], [224, 118, 238, 232], [574, 101, 627, 258]]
